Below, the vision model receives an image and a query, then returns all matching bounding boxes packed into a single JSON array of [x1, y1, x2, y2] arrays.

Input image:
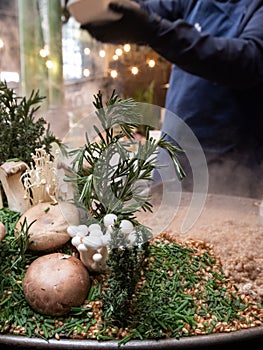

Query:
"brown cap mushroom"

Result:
[[23, 253, 90, 316], [0, 161, 30, 213], [16, 201, 80, 251]]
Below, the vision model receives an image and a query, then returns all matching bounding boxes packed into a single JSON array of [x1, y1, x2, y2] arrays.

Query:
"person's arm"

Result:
[[135, 0, 185, 21], [148, 8, 263, 89], [80, 1, 263, 89], [80, 1, 187, 46]]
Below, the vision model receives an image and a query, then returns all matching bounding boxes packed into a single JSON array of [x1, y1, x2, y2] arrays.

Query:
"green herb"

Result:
[[101, 243, 148, 327], [67, 90, 185, 221]]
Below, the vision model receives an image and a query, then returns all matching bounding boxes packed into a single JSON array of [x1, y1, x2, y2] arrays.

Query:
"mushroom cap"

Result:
[[0, 221, 6, 242], [120, 219, 134, 235], [16, 202, 80, 251], [0, 161, 28, 175], [23, 253, 90, 316], [103, 213, 117, 227]]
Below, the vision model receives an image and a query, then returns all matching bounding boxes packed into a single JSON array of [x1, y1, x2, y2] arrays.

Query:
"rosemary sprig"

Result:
[[67, 90, 185, 221]]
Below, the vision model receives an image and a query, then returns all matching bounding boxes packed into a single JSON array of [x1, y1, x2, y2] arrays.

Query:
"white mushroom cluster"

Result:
[[103, 213, 137, 246], [21, 146, 59, 206], [67, 213, 136, 272], [67, 222, 109, 273]]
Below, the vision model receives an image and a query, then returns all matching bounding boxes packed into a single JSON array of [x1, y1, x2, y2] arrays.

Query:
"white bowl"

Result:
[[67, 0, 124, 24]]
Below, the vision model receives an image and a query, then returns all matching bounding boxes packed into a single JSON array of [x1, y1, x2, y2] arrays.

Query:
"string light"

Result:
[[147, 59, 156, 68], [39, 46, 49, 58], [99, 49, 106, 58], [110, 70, 118, 79], [123, 44, 131, 53], [131, 66, 139, 75], [45, 60, 53, 69], [84, 47, 90, 55], [115, 48, 123, 56], [83, 68, 90, 77], [78, 43, 158, 80]]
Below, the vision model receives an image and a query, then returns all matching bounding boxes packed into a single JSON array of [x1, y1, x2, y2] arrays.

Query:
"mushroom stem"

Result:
[[21, 146, 59, 205], [0, 161, 30, 213], [0, 186, 3, 208], [0, 221, 6, 242], [79, 246, 109, 273]]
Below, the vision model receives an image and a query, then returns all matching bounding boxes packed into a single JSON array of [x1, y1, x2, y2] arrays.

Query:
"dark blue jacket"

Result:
[[138, 0, 263, 161]]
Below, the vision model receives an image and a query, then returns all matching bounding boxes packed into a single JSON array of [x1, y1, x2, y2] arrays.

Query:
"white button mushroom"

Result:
[[103, 213, 118, 227], [82, 236, 102, 250], [120, 219, 134, 235], [78, 243, 89, 252], [88, 223, 101, 232], [67, 225, 80, 237], [92, 253, 103, 262], [71, 235, 82, 247], [88, 228, 103, 238], [76, 225, 89, 237]]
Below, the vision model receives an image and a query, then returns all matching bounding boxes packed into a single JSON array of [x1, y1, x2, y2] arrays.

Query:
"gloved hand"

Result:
[[80, 1, 161, 45]]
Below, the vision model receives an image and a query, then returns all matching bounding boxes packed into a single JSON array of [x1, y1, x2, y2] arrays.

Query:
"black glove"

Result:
[[80, 1, 161, 45]]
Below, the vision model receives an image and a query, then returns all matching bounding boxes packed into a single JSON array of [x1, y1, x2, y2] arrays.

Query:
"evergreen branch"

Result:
[[0, 81, 63, 165]]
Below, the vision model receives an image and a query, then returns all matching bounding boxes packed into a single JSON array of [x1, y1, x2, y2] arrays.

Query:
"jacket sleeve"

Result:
[[147, 5, 263, 89], [135, 0, 185, 20]]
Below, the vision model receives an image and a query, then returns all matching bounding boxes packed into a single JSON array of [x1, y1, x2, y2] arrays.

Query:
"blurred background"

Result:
[[0, 0, 172, 138]]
